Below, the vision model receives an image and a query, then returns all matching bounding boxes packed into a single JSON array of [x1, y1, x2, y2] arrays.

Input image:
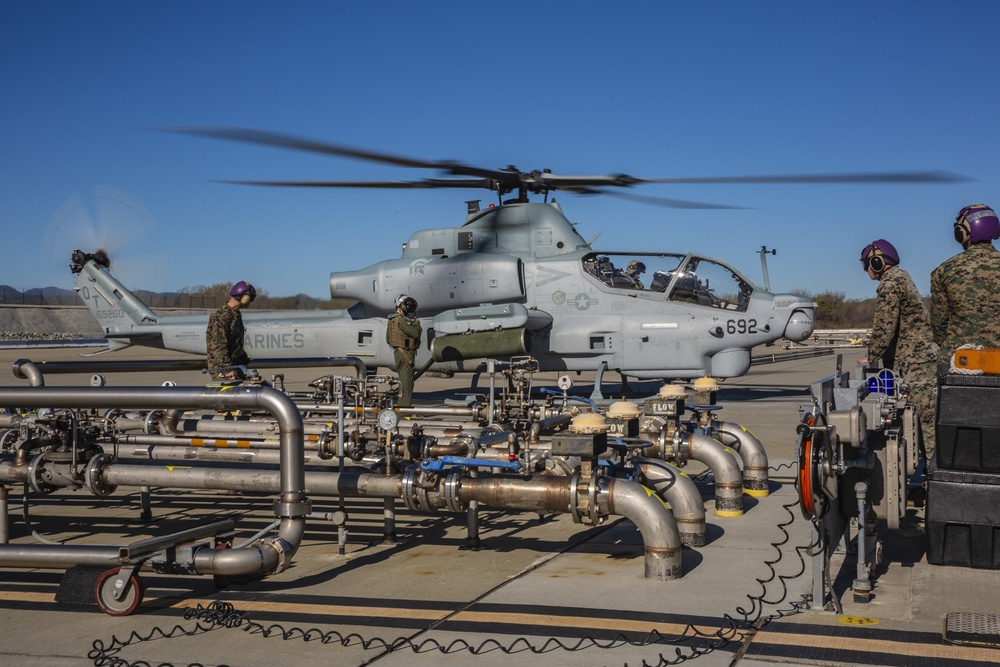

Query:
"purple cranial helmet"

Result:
[[955, 204, 1000, 245], [860, 239, 899, 274], [230, 280, 256, 302]]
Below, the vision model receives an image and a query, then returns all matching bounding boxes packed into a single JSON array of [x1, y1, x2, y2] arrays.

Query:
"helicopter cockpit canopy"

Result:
[[582, 252, 756, 312]]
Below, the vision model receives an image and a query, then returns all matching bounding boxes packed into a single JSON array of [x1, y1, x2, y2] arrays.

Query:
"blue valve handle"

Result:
[[421, 455, 522, 473]]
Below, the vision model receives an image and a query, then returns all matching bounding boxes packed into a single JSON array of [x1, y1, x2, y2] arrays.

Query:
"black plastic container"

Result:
[[935, 373, 1000, 473], [926, 467, 1000, 569]]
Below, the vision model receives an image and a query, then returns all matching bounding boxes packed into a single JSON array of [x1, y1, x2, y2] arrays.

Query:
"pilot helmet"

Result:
[[395, 294, 418, 315], [230, 280, 257, 305], [955, 204, 1000, 247], [627, 260, 646, 275], [860, 240, 899, 274]]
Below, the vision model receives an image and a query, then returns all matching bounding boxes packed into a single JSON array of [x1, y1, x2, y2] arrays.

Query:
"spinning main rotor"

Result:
[[165, 126, 968, 209]]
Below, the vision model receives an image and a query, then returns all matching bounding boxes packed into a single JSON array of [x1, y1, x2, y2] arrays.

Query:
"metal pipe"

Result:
[[120, 434, 273, 448], [114, 445, 339, 467], [425, 441, 470, 458], [685, 432, 744, 517], [635, 458, 706, 547], [94, 464, 404, 499], [457, 473, 682, 580], [158, 418, 328, 437], [11, 360, 45, 386], [602, 477, 682, 580], [0, 487, 7, 544], [0, 385, 309, 578], [12, 356, 367, 382], [158, 409, 184, 435], [714, 421, 770, 497]]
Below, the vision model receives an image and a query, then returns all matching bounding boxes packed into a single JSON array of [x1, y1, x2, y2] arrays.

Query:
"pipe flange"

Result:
[[446, 433, 475, 459], [273, 496, 312, 519], [102, 409, 124, 430], [673, 430, 686, 466], [263, 537, 292, 574], [143, 410, 164, 435], [401, 467, 420, 511], [0, 429, 19, 453], [444, 466, 468, 513], [26, 452, 58, 495], [587, 469, 604, 526], [85, 453, 117, 496], [569, 471, 582, 524], [316, 430, 335, 460]]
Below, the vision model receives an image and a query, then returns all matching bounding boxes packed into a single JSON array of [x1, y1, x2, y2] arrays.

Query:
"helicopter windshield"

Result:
[[582, 253, 754, 312]]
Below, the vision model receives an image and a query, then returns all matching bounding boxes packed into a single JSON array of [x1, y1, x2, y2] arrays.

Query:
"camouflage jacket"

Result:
[[386, 313, 422, 350], [868, 266, 938, 377], [931, 243, 1000, 361], [206, 304, 249, 373]]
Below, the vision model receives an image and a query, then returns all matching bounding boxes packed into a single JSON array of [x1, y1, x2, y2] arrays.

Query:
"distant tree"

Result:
[[813, 291, 847, 328], [177, 284, 347, 310]]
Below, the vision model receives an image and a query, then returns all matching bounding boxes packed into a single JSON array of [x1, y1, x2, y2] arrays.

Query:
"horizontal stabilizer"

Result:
[[104, 332, 164, 342]]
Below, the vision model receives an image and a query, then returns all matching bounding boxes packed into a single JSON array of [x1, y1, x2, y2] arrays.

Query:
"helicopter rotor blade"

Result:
[[163, 127, 972, 204], [596, 190, 745, 209], [217, 178, 499, 190], [160, 126, 519, 182], [633, 171, 972, 185]]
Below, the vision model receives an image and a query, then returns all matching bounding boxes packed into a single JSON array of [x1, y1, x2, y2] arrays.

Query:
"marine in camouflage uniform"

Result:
[[387, 295, 422, 407], [931, 240, 1000, 364], [206, 284, 254, 380], [863, 242, 939, 461]]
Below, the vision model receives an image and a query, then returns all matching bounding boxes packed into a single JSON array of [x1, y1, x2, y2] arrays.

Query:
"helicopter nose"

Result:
[[783, 308, 815, 341]]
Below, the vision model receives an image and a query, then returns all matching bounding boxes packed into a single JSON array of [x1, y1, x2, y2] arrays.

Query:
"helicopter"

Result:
[[70, 127, 963, 386]]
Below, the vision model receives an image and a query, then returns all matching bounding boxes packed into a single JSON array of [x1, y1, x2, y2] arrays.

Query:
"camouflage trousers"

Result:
[[904, 361, 938, 463]]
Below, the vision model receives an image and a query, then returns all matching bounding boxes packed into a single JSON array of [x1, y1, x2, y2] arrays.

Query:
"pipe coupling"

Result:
[[444, 467, 468, 513], [273, 495, 312, 519], [27, 452, 58, 494], [401, 466, 442, 513], [85, 453, 117, 496], [569, 470, 606, 526], [261, 537, 293, 574]]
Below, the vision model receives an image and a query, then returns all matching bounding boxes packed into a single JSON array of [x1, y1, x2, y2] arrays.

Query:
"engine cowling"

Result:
[[330, 254, 525, 314]]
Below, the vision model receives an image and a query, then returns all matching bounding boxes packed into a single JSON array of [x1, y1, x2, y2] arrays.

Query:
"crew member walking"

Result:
[[207, 281, 255, 380]]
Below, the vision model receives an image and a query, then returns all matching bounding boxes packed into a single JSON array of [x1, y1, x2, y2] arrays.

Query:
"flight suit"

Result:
[[930, 242, 1000, 364], [206, 304, 249, 379], [387, 312, 422, 407]]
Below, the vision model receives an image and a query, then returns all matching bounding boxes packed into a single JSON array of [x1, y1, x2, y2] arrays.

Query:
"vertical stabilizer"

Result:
[[72, 252, 159, 339]]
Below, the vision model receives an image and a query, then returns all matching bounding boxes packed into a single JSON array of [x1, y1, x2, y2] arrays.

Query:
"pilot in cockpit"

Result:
[[626, 260, 646, 289]]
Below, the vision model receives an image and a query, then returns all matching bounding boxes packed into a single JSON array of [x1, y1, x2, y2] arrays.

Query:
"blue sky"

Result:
[[3, 2, 999, 300]]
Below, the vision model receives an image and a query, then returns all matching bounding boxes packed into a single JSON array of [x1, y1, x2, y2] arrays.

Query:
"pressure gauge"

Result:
[[557, 375, 574, 392], [377, 408, 399, 431]]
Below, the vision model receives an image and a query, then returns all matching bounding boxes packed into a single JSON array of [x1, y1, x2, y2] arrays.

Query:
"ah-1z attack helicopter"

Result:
[[70, 127, 958, 383]]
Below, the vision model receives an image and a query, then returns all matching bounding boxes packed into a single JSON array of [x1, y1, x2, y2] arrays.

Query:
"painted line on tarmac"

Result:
[[743, 622, 994, 667]]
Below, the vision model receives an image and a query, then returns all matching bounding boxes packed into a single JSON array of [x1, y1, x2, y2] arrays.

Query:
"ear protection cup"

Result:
[[240, 293, 252, 307], [868, 255, 885, 273], [954, 222, 970, 246]]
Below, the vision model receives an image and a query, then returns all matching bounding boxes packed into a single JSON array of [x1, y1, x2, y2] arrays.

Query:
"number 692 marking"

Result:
[[726, 319, 757, 335]]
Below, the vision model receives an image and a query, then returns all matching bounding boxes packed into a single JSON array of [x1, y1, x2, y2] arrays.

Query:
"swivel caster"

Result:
[[94, 567, 144, 616]]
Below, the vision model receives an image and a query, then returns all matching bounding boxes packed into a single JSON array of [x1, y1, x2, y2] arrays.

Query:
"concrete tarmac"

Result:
[[0, 345, 997, 666]]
